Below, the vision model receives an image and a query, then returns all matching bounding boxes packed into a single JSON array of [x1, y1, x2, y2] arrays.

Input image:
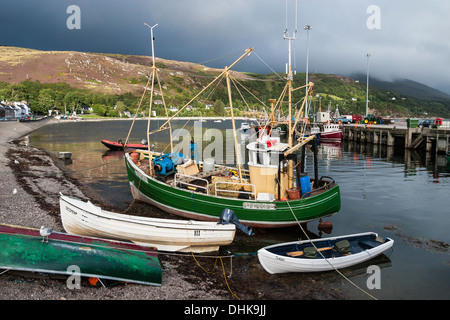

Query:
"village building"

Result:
[[0, 101, 30, 120]]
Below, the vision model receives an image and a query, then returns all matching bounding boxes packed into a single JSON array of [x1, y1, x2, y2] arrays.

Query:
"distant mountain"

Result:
[[350, 73, 450, 102]]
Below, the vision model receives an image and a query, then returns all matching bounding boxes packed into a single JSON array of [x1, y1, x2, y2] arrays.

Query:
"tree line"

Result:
[[1, 74, 448, 118]]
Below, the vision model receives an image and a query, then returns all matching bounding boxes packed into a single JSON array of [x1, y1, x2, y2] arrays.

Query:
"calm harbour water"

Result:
[[27, 119, 450, 300]]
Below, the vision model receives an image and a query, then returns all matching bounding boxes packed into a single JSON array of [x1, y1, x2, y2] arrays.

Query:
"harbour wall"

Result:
[[340, 124, 449, 155]]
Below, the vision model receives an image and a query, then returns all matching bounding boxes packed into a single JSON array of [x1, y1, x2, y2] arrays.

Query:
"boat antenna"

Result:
[[283, 0, 298, 77]]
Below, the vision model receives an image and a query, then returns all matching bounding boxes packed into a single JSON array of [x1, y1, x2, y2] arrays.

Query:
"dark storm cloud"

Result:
[[1, 0, 449, 93]]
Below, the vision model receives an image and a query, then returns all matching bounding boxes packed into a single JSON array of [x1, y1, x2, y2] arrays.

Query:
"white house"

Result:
[[1, 101, 30, 119]]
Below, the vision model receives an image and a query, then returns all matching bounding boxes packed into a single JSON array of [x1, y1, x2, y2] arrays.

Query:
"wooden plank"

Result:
[[287, 246, 333, 257]]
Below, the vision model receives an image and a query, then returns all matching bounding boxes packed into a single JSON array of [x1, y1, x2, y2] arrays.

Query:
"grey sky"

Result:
[[1, 0, 449, 94]]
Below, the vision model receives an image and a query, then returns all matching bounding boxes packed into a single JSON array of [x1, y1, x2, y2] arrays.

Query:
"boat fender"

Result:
[[130, 151, 139, 164], [88, 277, 99, 286], [219, 208, 254, 236]]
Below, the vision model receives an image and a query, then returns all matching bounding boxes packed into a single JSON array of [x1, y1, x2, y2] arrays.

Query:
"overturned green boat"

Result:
[[0, 224, 162, 286]]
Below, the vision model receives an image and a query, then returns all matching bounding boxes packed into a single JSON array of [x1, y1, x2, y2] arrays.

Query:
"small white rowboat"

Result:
[[257, 232, 394, 274], [59, 194, 236, 253]]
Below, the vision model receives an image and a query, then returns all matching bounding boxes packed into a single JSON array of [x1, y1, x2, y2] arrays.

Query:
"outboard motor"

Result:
[[219, 208, 254, 236]]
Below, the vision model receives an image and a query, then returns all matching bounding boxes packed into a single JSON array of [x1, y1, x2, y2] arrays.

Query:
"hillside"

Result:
[[0, 46, 246, 95], [1, 46, 449, 118]]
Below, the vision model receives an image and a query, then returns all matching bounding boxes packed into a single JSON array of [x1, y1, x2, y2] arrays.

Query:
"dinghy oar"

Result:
[[287, 246, 333, 257]]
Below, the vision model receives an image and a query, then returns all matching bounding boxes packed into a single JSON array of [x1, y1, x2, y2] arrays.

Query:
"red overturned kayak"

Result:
[[101, 139, 148, 151]]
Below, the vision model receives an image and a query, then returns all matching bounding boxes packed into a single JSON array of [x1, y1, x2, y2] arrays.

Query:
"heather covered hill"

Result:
[[0, 46, 448, 118]]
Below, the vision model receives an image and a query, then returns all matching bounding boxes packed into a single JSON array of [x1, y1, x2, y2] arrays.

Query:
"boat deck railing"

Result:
[[174, 173, 210, 195], [214, 181, 256, 200]]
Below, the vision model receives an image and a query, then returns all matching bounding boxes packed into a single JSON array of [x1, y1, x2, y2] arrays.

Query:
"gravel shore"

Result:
[[0, 118, 230, 301]]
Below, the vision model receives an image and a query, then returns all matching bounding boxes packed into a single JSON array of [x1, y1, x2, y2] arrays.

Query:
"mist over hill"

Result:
[[350, 73, 450, 103]]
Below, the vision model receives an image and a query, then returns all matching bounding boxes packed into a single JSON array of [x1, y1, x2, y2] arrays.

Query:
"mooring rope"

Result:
[[157, 250, 240, 300]]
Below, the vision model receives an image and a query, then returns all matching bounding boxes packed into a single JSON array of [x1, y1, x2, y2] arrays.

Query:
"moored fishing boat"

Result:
[[0, 223, 162, 286], [319, 123, 342, 142], [125, 150, 340, 228], [123, 23, 340, 229], [446, 151, 450, 163], [257, 232, 394, 274], [60, 194, 240, 252]]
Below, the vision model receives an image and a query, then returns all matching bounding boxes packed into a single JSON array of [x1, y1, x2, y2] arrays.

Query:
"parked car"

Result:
[[335, 117, 351, 124], [418, 119, 433, 128]]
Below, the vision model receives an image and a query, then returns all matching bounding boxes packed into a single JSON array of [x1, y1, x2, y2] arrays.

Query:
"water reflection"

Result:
[[26, 120, 450, 299]]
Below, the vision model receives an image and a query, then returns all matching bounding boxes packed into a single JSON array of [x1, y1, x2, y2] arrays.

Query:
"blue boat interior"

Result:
[[270, 234, 391, 259]]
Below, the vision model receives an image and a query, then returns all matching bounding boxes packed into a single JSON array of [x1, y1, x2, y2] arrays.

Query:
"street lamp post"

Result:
[[304, 24, 312, 118], [365, 53, 371, 117]]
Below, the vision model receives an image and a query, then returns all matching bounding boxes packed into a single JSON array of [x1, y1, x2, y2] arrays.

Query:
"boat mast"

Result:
[[225, 70, 243, 183], [144, 21, 173, 153], [284, 0, 298, 189]]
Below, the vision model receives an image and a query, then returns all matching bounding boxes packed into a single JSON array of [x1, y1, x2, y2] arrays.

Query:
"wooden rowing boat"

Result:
[[0, 223, 161, 286], [60, 194, 237, 253], [101, 139, 148, 151], [257, 232, 394, 273]]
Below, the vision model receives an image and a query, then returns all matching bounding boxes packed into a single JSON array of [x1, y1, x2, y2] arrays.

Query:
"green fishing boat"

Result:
[[123, 43, 341, 228], [446, 151, 450, 163], [125, 154, 340, 228], [0, 224, 162, 286]]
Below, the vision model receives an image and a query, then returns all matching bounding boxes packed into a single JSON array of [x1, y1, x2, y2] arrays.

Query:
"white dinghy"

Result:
[[257, 232, 394, 274], [59, 194, 239, 253]]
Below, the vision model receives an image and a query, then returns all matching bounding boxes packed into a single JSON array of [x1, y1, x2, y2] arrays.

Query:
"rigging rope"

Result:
[[196, 49, 248, 67], [253, 51, 286, 81]]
